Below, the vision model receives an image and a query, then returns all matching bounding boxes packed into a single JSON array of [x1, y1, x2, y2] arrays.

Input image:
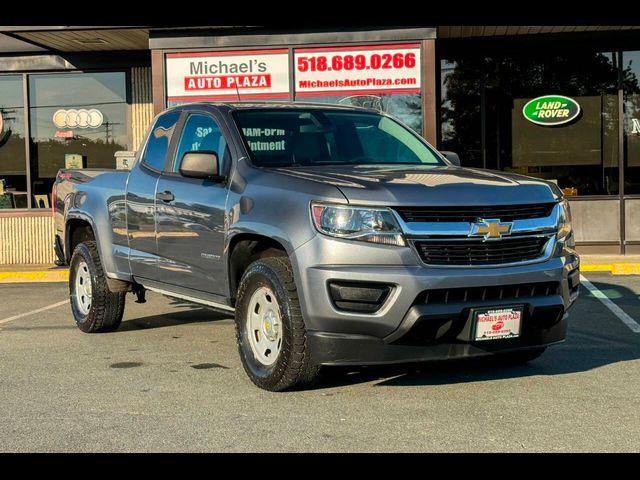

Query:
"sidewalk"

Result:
[[0, 264, 69, 283], [579, 255, 640, 275], [1, 254, 640, 283]]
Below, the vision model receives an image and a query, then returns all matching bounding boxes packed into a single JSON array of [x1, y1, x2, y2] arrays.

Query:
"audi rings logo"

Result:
[[52, 109, 103, 129]]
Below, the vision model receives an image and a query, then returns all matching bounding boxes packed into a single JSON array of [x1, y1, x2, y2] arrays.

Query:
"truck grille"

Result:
[[395, 203, 555, 223], [414, 236, 549, 266], [416, 281, 561, 306]]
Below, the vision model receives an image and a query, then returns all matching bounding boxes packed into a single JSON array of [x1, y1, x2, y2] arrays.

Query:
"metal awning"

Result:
[[438, 26, 640, 38], [1, 26, 639, 54], [1, 27, 150, 52]]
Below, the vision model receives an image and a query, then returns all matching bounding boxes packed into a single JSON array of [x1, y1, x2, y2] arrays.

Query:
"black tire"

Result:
[[69, 241, 125, 333], [495, 347, 547, 365], [235, 257, 321, 391]]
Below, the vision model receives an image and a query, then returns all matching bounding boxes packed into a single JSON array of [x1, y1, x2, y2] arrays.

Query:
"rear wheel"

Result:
[[235, 257, 321, 391], [69, 241, 125, 333]]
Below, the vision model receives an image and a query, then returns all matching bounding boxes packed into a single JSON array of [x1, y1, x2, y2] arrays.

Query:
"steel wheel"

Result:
[[246, 286, 282, 366], [72, 260, 93, 316]]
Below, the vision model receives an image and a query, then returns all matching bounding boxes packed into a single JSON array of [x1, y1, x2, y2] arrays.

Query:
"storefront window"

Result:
[[0, 75, 27, 209], [440, 58, 482, 168], [165, 45, 425, 134], [623, 51, 640, 195], [441, 50, 620, 196], [293, 93, 422, 133], [28, 72, 128, 206]]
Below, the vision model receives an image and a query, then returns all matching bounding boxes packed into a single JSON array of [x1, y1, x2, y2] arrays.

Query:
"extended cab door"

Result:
[[155, 112, 230, 295], [126, 110, 181, 281]]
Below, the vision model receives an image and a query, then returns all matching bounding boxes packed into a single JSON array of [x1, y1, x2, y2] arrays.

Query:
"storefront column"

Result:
[[422, 39, 437, 145], [151, 49, 166, 115], [131, 66, 154, 151]]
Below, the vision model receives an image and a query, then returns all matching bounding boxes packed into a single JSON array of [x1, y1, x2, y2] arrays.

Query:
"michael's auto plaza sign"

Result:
[[165, 44, 421, 102], [165, 49, 291, 102]]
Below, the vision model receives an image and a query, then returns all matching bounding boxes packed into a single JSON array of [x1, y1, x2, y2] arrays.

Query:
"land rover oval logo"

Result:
[[523, 95, 581, 126]]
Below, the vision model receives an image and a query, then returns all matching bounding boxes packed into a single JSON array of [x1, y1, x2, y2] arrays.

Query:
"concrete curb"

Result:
[[1, 263, 640, 284], [580, 264, 640, 275], [0, 270, 69, 283]]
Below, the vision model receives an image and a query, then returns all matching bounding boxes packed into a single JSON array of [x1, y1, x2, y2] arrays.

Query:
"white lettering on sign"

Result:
[[632, 118, 640, 134], [294, 44, 421, 97], [166, 49, 290, 102]]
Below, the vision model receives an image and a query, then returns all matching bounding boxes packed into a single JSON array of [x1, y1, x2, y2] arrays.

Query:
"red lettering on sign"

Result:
[[184, 74, 272, 91]]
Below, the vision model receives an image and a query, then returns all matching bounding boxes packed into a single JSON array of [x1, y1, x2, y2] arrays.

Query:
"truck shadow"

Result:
[[118, 304, 232, 331], [318, 281, 640, 389]]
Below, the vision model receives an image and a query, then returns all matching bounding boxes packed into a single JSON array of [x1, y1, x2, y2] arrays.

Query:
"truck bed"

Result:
[[53, 168, 130, 264]]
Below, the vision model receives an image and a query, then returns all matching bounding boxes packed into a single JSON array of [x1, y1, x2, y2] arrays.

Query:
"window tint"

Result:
[[142, 111, 181, 171], [356, 117, 424, 163], [173, 114, 228, 172]]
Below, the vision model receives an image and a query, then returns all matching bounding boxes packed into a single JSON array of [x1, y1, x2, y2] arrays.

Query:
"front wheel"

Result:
[[235, 257, 321, 391], [69, 241, 125, 333]]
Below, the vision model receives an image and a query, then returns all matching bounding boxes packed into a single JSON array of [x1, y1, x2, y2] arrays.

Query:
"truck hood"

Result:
[[271, 165, 562, 206]]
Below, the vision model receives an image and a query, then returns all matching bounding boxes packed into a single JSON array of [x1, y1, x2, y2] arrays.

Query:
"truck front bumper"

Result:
[[292, 235, 579, 365], [309, 320, 567, 366]]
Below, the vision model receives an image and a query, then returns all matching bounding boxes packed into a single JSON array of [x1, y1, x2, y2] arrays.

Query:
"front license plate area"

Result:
[[473, 306, 523, 341]]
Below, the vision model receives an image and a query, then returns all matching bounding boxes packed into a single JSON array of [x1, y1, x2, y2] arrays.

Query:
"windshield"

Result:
[[233, 108, 445, 168]]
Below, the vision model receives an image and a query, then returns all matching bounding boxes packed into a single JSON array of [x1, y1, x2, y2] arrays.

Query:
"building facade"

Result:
[[1, 26, 639, 263]]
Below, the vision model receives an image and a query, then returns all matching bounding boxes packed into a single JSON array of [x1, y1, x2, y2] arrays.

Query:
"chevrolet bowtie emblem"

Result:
[[470, 219, 513, 240]]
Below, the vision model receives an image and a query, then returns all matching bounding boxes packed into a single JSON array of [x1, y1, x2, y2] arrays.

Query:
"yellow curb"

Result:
[[0, 270, 69, 283], [580, 264, 614, 273], [581, 264, 640, 275], [611, 264, 640, 275], [2, 263, 639, 283]]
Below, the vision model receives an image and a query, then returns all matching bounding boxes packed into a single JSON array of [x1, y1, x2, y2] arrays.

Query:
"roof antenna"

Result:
[[234, 80, 242, 102]]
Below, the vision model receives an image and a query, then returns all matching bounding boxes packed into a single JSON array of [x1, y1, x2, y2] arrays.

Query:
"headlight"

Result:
[[557, 199, 574, 245], [311, 202, 406, 247]]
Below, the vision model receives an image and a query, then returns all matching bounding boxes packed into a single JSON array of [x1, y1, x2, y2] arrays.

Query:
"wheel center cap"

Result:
[[263, 310, 278, 341]]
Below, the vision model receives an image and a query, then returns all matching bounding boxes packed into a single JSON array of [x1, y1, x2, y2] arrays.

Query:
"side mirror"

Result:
[[441, 151, 461, 167], [179, 151, 222, 181]]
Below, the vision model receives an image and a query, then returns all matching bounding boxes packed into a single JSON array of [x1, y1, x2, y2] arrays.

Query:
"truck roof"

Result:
[[169, 101, 380, 114]]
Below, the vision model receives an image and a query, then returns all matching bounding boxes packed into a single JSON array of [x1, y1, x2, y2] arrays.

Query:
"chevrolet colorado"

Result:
[[53, 102, 580, 391]]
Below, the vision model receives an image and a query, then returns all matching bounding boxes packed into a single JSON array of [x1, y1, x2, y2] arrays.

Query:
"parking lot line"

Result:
[[580, 275, 640, 333], [0, 300, 69, 326]]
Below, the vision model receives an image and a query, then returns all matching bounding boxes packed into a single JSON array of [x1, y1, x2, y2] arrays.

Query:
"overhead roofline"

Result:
[[0, 26, 152, 32]]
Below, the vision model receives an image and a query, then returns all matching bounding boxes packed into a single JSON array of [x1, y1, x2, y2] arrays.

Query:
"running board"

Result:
[[140, 281, 235, 313]]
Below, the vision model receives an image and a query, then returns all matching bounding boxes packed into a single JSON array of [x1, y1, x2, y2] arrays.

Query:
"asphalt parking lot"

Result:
[[1, 273, 640, 452]]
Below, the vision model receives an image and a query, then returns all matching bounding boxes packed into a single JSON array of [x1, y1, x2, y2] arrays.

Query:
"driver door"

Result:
[[155, 112, 230, 295]]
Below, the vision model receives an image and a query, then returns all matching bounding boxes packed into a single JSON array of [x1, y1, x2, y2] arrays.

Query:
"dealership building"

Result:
[[1, 25, 640, 263]]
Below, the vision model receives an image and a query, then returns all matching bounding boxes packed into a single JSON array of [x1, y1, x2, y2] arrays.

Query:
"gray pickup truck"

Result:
[[53, 102, 580, 391]]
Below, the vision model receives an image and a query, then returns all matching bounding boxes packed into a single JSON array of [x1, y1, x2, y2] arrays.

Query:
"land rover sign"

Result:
[[522, 95, 580, 126]]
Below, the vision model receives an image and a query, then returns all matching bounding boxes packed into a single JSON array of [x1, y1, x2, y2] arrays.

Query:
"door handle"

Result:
[[156, 191, 175, 202]]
